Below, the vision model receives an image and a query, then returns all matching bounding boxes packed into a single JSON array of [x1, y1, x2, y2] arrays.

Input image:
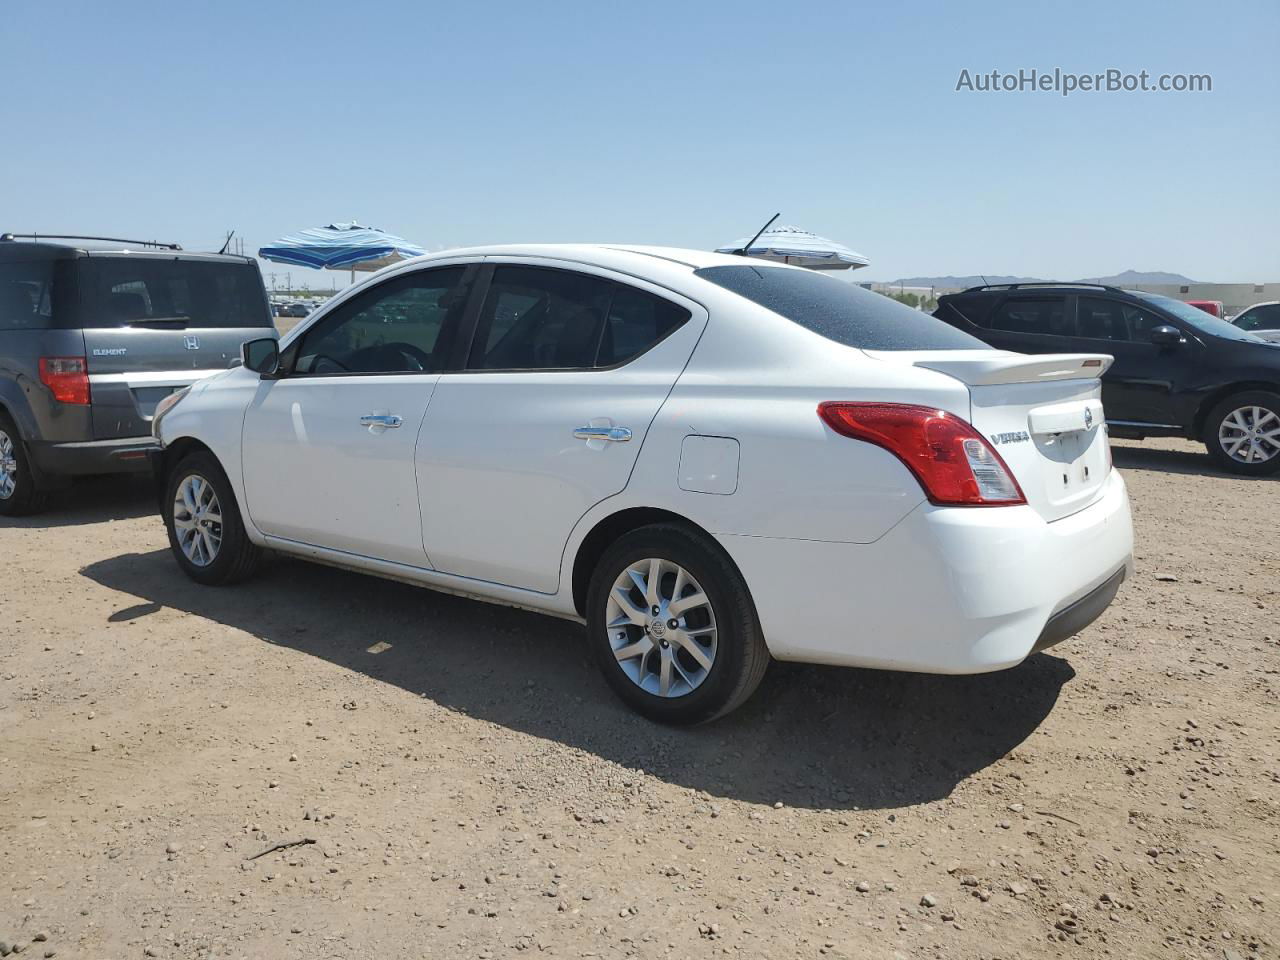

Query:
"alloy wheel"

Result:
[[0, 429, 17, 500], [605, 557, 718, 698], [173, 473, 223, 566], [1218, 405, 1280, 464]]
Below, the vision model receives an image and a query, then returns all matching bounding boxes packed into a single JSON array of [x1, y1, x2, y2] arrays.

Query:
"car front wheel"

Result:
[[1203, 391, 1280, 476], [164, 451, 262, 584], [586, 523, 769, 725]]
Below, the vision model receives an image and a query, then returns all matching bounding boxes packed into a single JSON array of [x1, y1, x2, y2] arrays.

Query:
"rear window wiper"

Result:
[[127, 316, 192, 328]]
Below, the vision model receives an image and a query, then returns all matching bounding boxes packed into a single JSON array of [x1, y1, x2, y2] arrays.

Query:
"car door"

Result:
[[1070, 295, 1199, 425], [241, 264, 474, 565], [415, 261, 706, 594]]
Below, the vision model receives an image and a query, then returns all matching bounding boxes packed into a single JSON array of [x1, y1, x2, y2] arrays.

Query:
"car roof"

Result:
[[0, 237, 255, 265], [404, 243, 797, 274]]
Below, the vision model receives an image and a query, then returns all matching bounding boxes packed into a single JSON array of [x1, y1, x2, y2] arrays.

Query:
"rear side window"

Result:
[[468, 266, 691, 370], [693, 265, 986, 351], [84, 257, 270, 329], [989, 297, 1070, 336], [0, 260, 76, 330]]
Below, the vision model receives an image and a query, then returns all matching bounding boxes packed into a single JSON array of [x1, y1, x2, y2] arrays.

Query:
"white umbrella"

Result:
[[717, 221, 869, 271]]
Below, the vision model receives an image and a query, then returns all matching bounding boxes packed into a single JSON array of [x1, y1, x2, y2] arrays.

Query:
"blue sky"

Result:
[[2, 0, 1276, 283]]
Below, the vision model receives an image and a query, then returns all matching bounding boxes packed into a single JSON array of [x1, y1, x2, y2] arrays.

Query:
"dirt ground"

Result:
[[2, 438, 1277, 960]]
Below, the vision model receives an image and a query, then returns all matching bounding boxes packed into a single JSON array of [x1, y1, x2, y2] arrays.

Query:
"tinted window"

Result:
[[598, 285, 689, 366], [693, 265, 986, 351], [0, 260, 76, 330], [1074, 297, 1167, 342], [85, 257, 270, 329], [469, 266, 688, 371], [294, 267, 468, 375], [1235, 305, 1280, 332], [989, 297, 1070, 336], [1131, 291, 1254, 340]]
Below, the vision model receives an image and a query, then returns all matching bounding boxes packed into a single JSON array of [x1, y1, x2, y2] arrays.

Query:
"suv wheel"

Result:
[[0, 413, 49, 516], [164, 451, 262, 584], [586, 523, 769, 725], [1203, 391, 1280, 476]]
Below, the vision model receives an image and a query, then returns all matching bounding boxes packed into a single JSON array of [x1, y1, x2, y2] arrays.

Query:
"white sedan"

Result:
[[151, 245, 1134, 723]]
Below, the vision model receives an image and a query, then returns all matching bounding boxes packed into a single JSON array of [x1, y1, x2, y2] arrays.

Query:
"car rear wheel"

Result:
[[586, 523, 769, 724], [0, 413, 49, 516], [164, 451, 262, 584], [1203, 391, 1280, 476]]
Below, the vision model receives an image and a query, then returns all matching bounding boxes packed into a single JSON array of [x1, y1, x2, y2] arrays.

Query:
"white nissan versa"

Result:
[[151, 245, 1134, 723]]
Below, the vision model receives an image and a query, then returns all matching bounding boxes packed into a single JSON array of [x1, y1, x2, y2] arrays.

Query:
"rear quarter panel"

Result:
[[0, 328, 92, 443]]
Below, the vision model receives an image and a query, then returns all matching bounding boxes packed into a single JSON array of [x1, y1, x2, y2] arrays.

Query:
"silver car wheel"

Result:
[[1218, 405, 1280, 464], [0, 429, 17, 500], [605, 557, 718, 698], [173, 473, 223, 567]]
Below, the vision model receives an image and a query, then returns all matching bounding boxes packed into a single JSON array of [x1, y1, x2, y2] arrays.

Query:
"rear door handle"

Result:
[[360, 414, 403, 428], [573, 425, 632, 442]]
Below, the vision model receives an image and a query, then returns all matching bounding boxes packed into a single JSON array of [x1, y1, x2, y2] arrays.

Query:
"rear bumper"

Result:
[[719, 469, 1134, 674], [29, 436, 160, 477]]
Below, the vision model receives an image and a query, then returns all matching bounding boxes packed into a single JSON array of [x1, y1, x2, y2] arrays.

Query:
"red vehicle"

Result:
[[1186, 299, 1224, 318]]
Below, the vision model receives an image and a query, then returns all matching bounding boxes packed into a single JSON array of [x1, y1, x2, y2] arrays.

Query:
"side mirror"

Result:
[[242, 337, 280, 376], [1149, 325, 1183, 346]]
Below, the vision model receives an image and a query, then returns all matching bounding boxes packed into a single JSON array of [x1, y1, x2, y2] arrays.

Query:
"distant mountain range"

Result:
[[876, 269, 1199, 288]]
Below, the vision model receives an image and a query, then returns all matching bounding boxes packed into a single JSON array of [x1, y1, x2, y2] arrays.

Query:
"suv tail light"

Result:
[[818, 402, 1025, 506], [39, 356, 91, 405]]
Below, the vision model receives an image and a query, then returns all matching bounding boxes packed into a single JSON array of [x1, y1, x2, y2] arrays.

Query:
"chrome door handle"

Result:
[[574, 425, 632, 442], [360, 414, 403, 428]]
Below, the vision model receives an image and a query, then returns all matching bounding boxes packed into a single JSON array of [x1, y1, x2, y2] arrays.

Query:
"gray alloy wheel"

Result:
[[605, 557, 719, 698], [172, 473, 223, 567], [1216, 404, 1280, 465], [0, 428, 16, 500]]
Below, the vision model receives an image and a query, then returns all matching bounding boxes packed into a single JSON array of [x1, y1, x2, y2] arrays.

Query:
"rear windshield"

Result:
[[694, 265, 988, 351], [83, 256, 271, 329], [0, 259, 77, 330]]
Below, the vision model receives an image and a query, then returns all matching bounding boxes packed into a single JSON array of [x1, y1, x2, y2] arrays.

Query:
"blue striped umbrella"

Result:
[[258, 221, 427, 277], [716, 223, 869, 270]]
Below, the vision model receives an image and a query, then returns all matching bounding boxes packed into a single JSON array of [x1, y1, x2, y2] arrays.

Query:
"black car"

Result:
[[934, 283, 1280, 475]]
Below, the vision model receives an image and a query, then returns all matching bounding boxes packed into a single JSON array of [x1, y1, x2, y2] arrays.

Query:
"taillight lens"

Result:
[[818, 402, 1026, 506], [39, 356, 91, 405]]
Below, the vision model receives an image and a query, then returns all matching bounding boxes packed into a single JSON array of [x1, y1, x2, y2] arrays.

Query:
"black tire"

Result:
[[586, 523, 769, 725], [0, 412, 49, 516], [1202, 390, 1280, 476], [163, 450, 262, 585]]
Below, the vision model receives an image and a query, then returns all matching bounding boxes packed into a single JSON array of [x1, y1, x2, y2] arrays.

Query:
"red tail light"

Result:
[[39, 356, 91, 405], [818, 402, 1026, 506]]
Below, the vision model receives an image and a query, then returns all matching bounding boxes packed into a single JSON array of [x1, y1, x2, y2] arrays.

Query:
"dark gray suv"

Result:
[[0, 234, 275, 514]]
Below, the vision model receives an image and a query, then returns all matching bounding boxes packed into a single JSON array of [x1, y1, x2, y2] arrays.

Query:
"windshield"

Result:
[[1132, 291, 1264, 341], [82, 256, 272, 329], [694, 264, 988, 351]]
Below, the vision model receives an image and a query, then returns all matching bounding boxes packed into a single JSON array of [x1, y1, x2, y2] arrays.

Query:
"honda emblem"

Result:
[[184, 335, 201, 350]]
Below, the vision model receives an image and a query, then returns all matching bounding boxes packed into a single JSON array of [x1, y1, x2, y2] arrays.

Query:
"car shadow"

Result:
[[1110, 441, 1279, 480], [81, 549, 1075, 811], [1, 475, 158, 528]]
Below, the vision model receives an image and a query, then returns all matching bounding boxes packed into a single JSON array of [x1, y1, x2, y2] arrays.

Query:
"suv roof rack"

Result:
[[962, 281, 1124, 294], [0, 232, 182, 251]]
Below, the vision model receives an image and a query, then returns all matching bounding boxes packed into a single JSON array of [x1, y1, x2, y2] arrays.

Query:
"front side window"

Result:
[[467, 266, 691, 371], [1235, 305, 1280, 332], [988, 297, 1069, 336], [1076, 297, 1177, 342], [294, 267, 468, 375]]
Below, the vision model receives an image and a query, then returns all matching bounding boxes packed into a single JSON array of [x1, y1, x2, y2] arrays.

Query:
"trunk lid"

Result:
[[865, 349, 1114, 522], [78, 252, 274, 438]]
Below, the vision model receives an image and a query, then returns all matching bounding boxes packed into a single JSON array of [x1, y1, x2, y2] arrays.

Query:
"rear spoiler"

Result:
[[910, 352, 1114, 386]]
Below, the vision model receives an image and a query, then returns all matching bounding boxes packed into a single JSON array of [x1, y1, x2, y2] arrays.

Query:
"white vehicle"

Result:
[[151, 245, 1134, 723]]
